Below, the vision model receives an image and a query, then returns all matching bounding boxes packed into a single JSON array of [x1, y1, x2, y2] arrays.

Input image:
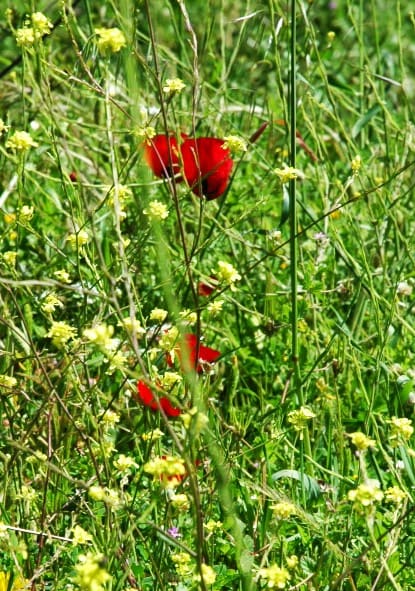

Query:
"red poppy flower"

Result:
[[197, 276, 217, 297], [167, 333, 221, 372], [180, 138, 233, 200], [144, 134, 183, 180], [135, 380, 181, 417], [144, 135, 233, 200]]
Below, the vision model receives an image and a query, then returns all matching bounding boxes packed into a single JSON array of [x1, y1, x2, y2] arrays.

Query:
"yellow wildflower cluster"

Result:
[[41, 292, 64, 315], [385, 486, 408, 505], [143, 200, 169, 221], [170, 492, 190, 510], [287, 406, 316, 438], [194, 564, 216, 586], [66, 229, 90, 250], [258, 564, 291, 589], [159, 326, 179, 352], [95, 27, 126, 54], [351, 155, 362, 174], [348, 479, 384, 511], [348, 431, 376, 452], [73, 552, 111, 591], [274, 165, 304, 183], [136, 126, 156, 144], [72, 525, 93, 546], [271, 501, 296, 520], [144, 455, 185, 488], [150, 308, 168, 322], [83, 323, 117, 350], [107, 184, 132, 220], [163, 78, 186, 94], [88, 486, 122, 509], [15, 11, 53, 47], [223, 135, 248, 153], [46, 321, 77, 348], [171, 552, 193, 577], [6, 131, 38, 152], [216, 260, 241, 290], [113, 454, 138, 473], [388, 416, 413, 444]]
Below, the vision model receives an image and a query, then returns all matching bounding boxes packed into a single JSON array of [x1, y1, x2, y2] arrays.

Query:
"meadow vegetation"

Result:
[[1, 0, 415, 589]]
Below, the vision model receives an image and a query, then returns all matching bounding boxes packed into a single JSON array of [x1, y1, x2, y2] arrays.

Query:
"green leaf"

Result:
[[272, 469, 321, 500]]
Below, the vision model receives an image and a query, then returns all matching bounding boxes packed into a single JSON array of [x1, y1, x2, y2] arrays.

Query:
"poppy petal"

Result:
[[135, 380, 181, 417], [167, 333, 221, 372], [181, 138, 233, 200], [144, 134, 182, 179]]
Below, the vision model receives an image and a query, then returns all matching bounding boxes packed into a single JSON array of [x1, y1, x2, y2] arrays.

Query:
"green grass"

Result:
[[1, 0, 415, 590]]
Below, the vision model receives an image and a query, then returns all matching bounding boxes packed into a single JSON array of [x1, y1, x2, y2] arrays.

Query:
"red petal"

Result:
[[197, 278, 217, 297], [144, 134, 182, 179], [135, 380, 181, 417], [183, 334, 221, 371], [181, 138, 233, 200]]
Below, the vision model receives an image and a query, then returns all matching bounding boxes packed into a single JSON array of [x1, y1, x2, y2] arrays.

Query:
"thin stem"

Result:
[[289, 0, 301, 405]]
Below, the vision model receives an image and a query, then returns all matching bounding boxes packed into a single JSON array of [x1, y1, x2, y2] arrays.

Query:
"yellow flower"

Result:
[[385, 486, 407, 505], [95, 27, 126, 53], [54, 269, 71, 283], [348, 431, 376, 452], [204, 519, 222, 533], [101, 410, 120, 428], [6, 131, 38, 152], [348, 479, 384, 510], [271, 501, 296, 519], [83, 324, 115, 349], [136, 126, 156, 144], [207, 300, 224, 316], [41, 292, 64, 315], [15, 27, 35, 46], [46, 321, 77, 348], [327, 31, 336, 43], [351, 155, 362, 174], [216, 260, 241, 289], [114, 454, 138, 472], [160, 371, 182, 388], [194, 564, 216, 586], [73, 552, 111, 591], [141, 428, 164, 441], [143, 200, 169, 221], [150, 308, 168, 322], [88, 486, 106, 502], [258, 564, 290, 589], [274, 165, 304, 183], [171, 552, 193, 577], [118, 316, 145, 336], [144, 455, 185, 488], [31, 12, 53, 36], [18, 205, 34, 223], [223, 135, 248, 153], [72, 525, 93, 546], [388, 417, 414, 443], [170, 493, 190, 510], [66, 229, 90, 249], [162, 78, 186, 94], [286, 555, 298, 570], [287, 406, 316, 438], [159, 326, 179, 352]]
